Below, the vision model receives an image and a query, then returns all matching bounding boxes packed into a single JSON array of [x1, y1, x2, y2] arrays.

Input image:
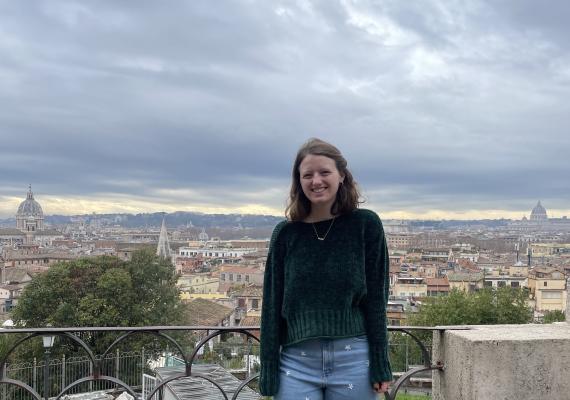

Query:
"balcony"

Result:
[[1, 323, 569, 400]]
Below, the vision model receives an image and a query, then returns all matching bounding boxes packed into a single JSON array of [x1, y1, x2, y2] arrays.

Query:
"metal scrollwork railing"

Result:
[[0, 326, 453, 400], [385, 326, 444, 400]]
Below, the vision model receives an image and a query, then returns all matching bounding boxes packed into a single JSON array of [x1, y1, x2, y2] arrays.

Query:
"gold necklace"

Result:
[[312, 217, 336, 241]]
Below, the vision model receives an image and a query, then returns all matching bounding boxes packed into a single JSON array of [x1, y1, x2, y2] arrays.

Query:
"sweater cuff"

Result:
[[259, 359, 280, 396], [368, 345, 393, 383]]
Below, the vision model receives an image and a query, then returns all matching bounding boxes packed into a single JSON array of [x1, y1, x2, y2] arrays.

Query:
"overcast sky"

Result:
[[1, 0, 569, 219]]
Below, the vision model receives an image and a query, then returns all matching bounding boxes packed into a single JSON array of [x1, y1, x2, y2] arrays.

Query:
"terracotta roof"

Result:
[[461, 263, 481, 272], [0, 228, 25, 236], [0, 283, 25, 291], [232, 285, 263, 297], [218, 282, 234, 294], [426, 278, 450, 291], [240, 316, 261, 326], [3, 268, 32, 283], [34, 229, 63, 236], [389, 265, 401, 273], [5, 253, 76, 260], [458, 259, 476, 268], [242, 250, 268, 258], [447, 272, 484, 282], [426, 278, 449, 287], [182, 299, 233, 326], [220, 265, 259, 273]]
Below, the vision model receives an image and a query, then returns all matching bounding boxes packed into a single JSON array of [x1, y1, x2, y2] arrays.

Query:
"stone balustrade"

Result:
[[432, 323, 570, 400]]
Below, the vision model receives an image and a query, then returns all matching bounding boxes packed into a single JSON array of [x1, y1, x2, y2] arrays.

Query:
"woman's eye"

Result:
[[302, 174, 312, 179]]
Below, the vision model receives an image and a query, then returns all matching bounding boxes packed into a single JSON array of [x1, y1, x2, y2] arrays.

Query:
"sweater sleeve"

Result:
[[362, 212, 393, 383], [259, 221, 287, 396]]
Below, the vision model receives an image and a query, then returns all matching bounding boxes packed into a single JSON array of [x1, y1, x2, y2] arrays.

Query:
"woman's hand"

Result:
[[373, 381, 390, 394]]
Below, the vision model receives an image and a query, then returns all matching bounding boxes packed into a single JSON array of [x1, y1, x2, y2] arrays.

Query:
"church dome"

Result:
[[17, 187, 43, 218], [530, 201, 547, 221], [198, 227, 209, 241]]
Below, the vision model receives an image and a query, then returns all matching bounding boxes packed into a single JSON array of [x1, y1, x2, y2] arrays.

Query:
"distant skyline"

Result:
[[1, 1, 569, 219], [0, 189, 563, 221]]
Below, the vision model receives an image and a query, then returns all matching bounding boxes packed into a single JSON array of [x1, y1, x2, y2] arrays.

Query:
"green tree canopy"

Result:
[[543, 309, 566, 324], [13, 249, 182, 328], [4, 250, 188, 385], [408, 287, 533, 327]]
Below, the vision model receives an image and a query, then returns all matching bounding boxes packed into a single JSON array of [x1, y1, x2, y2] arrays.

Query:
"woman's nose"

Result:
[[312, 174, 323, 185]]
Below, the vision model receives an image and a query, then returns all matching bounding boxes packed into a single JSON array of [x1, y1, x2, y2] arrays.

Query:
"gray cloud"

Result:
[[0, 0, 569, 218]]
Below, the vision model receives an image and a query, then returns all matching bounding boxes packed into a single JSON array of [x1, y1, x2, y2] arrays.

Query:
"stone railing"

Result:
[[432, 323, 570, 400]]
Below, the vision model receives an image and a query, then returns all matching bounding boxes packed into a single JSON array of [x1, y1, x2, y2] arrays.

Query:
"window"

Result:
[[252, 299, 259, 309], [221, 274, 225, 281], [542, 291, 562, 299], [511, 281, 520, 288], [229, 273, 233, 281], [237, 274, 242, 282], [544, 282, 548, 287], [245, 275, 250, 282], [498, 281, 506, 288]]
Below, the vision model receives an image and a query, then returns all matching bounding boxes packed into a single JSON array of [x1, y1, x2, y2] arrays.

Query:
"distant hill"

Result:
[[0, 211, 284, 229], [0, 211, 513, 230], [409, 219, 511, 229]]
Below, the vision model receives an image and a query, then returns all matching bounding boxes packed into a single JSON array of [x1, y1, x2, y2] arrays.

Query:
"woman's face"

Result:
[[298, 154, 344, 210]]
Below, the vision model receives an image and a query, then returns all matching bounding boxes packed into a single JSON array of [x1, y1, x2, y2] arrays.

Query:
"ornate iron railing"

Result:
[[0, 326, 458, 400]]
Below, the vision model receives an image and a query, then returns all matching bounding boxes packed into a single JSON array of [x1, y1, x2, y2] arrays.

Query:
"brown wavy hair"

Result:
[[285, 138, 361, 221]]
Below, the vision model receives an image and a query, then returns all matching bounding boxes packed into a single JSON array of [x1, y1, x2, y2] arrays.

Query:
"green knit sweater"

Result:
[[259, 208, 392, 396]]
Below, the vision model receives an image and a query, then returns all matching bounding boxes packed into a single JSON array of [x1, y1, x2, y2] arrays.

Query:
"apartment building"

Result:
[[393, 277, 427, 298], [219, 265, 263, 286], [178, 272, 219, 294], [426, 277, 450, 296], [447, 272, 484, 292], [528, 267, 567, 312]]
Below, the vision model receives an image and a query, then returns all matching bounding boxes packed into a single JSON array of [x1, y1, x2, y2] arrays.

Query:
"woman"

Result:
[[260, 138, 392, 399]]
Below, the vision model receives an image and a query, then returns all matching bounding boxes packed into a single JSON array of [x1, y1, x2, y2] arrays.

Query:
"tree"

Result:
[[543, 309, 566, 324], [11, 249, 184, 356], [388, 288, 533, 374], [408, 287, 533, 327]]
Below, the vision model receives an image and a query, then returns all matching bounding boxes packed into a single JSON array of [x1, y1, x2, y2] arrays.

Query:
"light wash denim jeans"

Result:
[[274, 335, 379, 400]]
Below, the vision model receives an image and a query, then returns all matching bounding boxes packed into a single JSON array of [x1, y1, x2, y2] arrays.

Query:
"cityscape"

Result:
[[2, 188, 570, 328], [1, 187, 569, 398]]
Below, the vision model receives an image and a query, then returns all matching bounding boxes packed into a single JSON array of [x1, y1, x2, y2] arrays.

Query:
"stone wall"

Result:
[[432, 323, 570, 400]]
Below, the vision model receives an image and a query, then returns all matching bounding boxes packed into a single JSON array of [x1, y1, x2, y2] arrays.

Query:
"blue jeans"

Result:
[[274, 336, 379, 400]]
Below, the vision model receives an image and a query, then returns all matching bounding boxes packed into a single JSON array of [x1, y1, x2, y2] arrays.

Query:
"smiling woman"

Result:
[[260, 138, 393, 399], [285, 139, 361, 223]]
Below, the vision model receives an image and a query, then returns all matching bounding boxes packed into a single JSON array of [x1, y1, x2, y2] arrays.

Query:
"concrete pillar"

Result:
[[433, 324, 570, 400]]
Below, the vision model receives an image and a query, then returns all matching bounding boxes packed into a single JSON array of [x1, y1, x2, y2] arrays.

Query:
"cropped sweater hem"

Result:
[[284, 308, 367, 345]]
